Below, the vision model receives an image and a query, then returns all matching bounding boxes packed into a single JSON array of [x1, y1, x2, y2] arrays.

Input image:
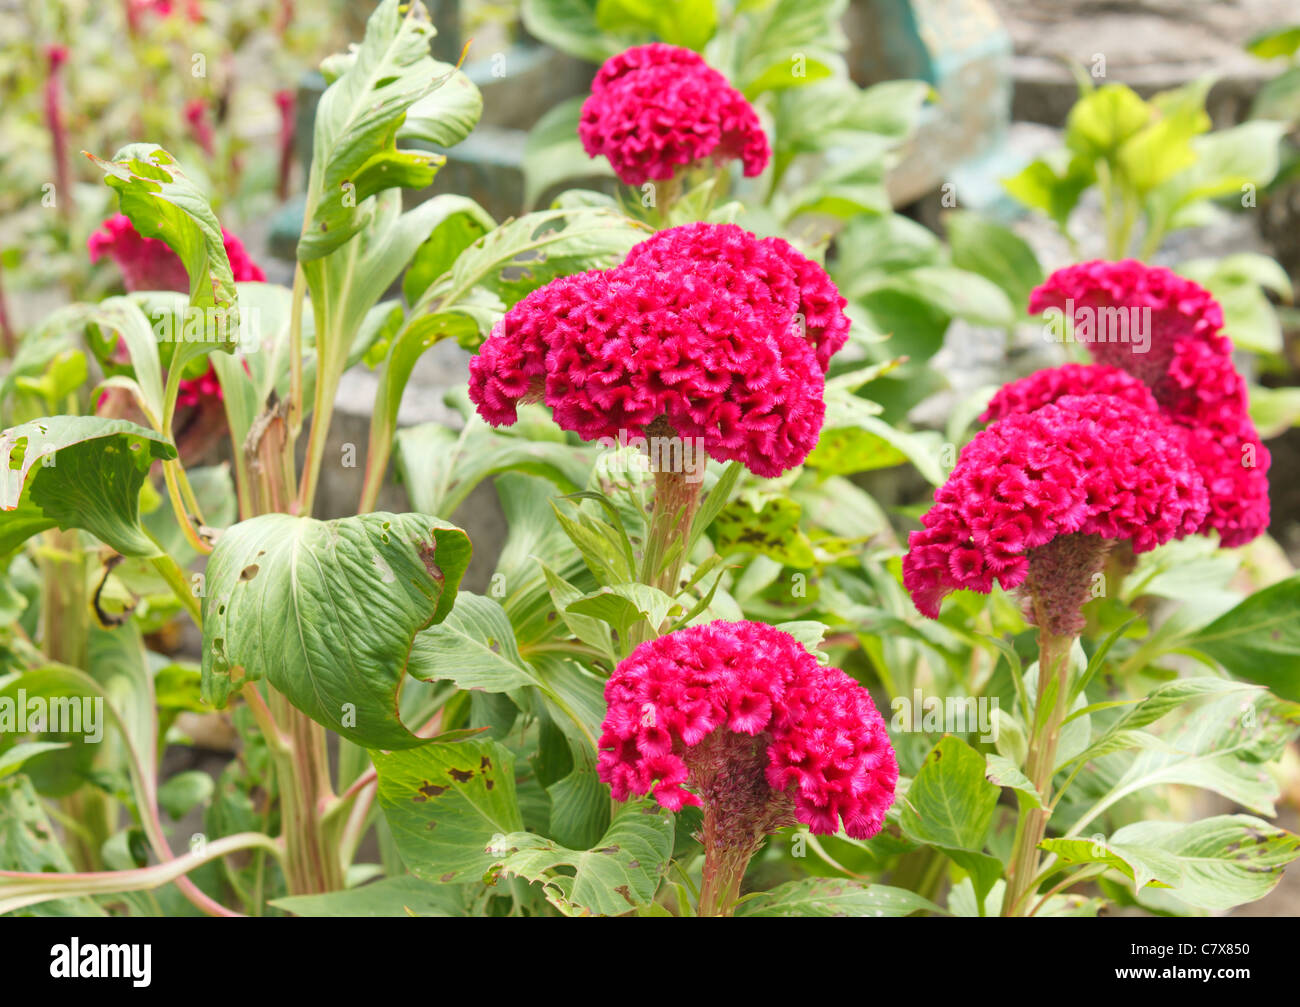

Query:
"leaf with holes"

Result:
[[374, 738, 524, 884], [1, 417, 176, 557], [200, 512, 472, 748], [487, 802, 674, 916]]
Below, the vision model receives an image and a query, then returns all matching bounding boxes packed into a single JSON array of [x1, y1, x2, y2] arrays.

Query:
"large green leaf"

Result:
[[736, 878, 941, 917], [1076, 691, 1298, 830], [300, 0, 448, 261], [1045, 815, 1300, 911], [401, 62, 483, 149], [0, 776, 105, 916], [200, 512, 472, 748], [86, 144, 236, 331], [898, 736, 1002, 909], [400, 196, 496, 305], [417, 207, 651, 340], [1, 416, 176, 557], [1188, 575, 1300, 702], [487, 802, 674, 916], [374, 737, 524, 883], [270, 875, 470, 917], [408, 592, 537, 693]]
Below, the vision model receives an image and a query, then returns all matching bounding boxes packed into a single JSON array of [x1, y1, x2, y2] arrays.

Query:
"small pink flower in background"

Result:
[[468, 222, 848, 477], [184, 98, 216, 157], [1001, 260, 1270, 547], [88, 214, 265, 407], [579, 43, 770, 187], [904, 394, 1208, 634], [598, 620, 898, 841]]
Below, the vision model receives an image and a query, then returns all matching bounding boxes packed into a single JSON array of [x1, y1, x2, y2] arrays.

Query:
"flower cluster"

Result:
[[579, 43, 769, 187], [1013, 260, 1269, 546], [904, 394, 1208, 622], [598, 620, 898, 840], [468, 222, 849, 477], [89, 214, 265, 406]]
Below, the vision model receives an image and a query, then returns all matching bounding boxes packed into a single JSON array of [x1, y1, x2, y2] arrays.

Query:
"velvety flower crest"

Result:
[[467, 223, 849, 477], [579, 43, 770, 186], [903, 394, 1209, 619], [1013, 260, 1270, 546], [597, 620, 898, 840]]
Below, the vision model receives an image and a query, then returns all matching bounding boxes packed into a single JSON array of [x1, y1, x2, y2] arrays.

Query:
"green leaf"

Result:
[[984, 753, 1042, 809], [200, 512, 472, 748], [401, 196, 496, 305], [408, 592, 538, 693], [1046, 816, 1300, 911], [733, 0, 847, 90], [395, 419, 588, 519], [945, 212, 1044, 314], [87, 144, 237, 332], [487, 802, 675, 916], [1249, 384, 1300, 439], [566, 584, 682, 641], [1038, 836, 1180, 893], [522, 97, 615, 210], [400, 62, 483, 149], [1245, 25, 1300, 61], [900, 736, 999, 851], [713, 495, 815, 567], [156, 770, 214, 820], [374, 738, 525, 884], [299, 0, 449, 261], [596, 0, 717, 49], [1188, 575, 1300, 701], [521, 0, 621, 64], [1, 416, 176, 557], [874, 266, 1016, 329], [736, 878, 941, 917], [270, 875, 469, 917], [1065, 84, 1151, 161], [0, 775, 105, 916], [1002, 153, 1095, 232], [0, 742, 71, 780]]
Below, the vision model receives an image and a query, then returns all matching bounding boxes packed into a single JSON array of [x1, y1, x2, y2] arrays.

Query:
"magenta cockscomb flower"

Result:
[[598, 620, 897, 896], [904, 394, 1208, 635], [579, 43, 770, 187], [468, 223, 847, 478], [981, 362, 1158, 424], [89, 213, 265, 294], [89, 214, 265, 409], [1011, 261, 1270, 546]]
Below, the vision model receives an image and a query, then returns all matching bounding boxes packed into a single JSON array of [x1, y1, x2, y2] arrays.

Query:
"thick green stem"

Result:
[[267, 689, 344, 896], [696, 809, 757, 918], [1003, 628, 1074, 916]]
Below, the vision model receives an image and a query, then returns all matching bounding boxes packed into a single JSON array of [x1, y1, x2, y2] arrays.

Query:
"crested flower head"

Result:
[[467, 223, 848, 477], [579, 43, 770, 187], [1019, 260, 1269, 546], [597, 620, 898, 841], [904, 394, 1208, 628], [981, 362, 1158, 424]]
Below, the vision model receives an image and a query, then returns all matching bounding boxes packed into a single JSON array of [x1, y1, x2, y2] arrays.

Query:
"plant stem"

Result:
[[696, 807, 756, 918], [1002, 627, 1075, 916], [267, 688, 344, 895]]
